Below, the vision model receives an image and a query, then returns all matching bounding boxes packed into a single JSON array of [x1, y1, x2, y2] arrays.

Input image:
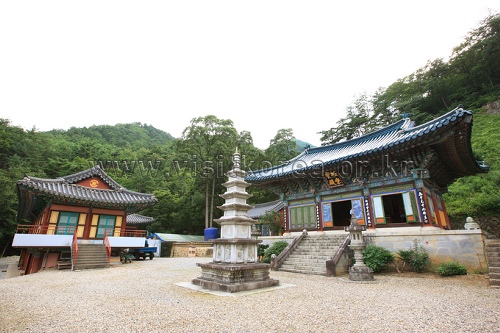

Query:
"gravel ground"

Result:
[[0, 257, 498, 333]]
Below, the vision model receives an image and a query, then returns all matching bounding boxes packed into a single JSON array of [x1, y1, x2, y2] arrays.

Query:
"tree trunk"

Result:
[[205, 178, 209, 230], [441, 96, 449, 110], [209, 176, 216, 228]]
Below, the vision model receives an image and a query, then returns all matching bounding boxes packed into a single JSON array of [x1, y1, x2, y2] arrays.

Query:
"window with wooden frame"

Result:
[[56, 212, 79, 235], [372, 190, 418, 224]]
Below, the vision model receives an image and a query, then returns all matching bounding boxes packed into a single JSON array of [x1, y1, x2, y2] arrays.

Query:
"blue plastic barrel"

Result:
[[204, 227, 218, 241]]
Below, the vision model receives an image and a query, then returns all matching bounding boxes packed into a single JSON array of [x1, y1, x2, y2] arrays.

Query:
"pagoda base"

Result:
[[348, 265, 374, 281], [192, 262, 279, 293]]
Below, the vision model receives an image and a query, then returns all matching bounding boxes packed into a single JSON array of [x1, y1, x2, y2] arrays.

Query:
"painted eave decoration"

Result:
[[16, 166, 158, 220], [245, 106, 488, 186]]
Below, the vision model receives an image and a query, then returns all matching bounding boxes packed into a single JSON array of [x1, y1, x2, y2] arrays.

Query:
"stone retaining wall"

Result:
[[363, 227, 488, 270], [261, 226, 491, 271], [170, 242, 214, 258]]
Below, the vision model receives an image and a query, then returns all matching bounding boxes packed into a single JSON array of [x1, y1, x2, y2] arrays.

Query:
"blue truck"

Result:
[[131, 246, 157, 260]]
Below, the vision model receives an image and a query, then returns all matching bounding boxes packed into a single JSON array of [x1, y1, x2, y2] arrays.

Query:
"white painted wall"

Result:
[[12, 234, 72, 247]]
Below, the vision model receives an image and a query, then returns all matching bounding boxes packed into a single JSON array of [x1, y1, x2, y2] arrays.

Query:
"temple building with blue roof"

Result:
[[245, 106, 488, 233]]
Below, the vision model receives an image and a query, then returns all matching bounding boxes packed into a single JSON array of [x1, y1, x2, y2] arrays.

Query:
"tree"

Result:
[[259, 210, 283, 236], [265, 128, 297, 164], [318, 92, 377, 145], [176, 115, 239, 229]]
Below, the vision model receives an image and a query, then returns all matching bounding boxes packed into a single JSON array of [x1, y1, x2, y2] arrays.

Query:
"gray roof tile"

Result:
[[245, 106, 487, 183]]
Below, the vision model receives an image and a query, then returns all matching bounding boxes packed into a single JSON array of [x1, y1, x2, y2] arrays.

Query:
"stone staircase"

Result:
[[279, 234, 351, 275], [485, 239, 500, 288], [74, 243, 110, 271]]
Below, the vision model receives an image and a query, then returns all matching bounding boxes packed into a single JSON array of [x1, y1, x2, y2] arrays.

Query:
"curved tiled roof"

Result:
[[127, 213, 155, 224], [245, 106, 488, 183], [18, 177, 156, 205], [247, 200, 284, 219], [62, 166, 124, 190], [16, 166, 157, 220]]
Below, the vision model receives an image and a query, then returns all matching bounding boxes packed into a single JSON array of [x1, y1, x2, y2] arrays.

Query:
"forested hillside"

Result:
[[317, 12, 500, 235], [1, 12, 499, 254], [444, 106, 500, 236], [318, 13, 500, 144]]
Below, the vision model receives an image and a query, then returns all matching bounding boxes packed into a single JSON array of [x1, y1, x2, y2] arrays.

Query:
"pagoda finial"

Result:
[[233, 148, 240, 169]]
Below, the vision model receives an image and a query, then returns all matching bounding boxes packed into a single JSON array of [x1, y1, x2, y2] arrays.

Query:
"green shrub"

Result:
[[362, 244, 395, 273], [436, 261, 468, 276], [396, 240, 430, 273], [262, 240, 288, 263], [258, 244, 269, 258]]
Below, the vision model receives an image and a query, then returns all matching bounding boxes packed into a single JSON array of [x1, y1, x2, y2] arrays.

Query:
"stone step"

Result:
[[486, 251, 499, 258], [302, 237, 345, 240], [280, 266, 326, 274], [295, 244, 340, 248], [300, 240, 344, 244], [73, 243, 109, 271], [293, 250, 338, 254], [295, 245, 342, 250], [284, 261, 329, 268], [279, 235, 349, 276], [286, 255, 331, 262], [279, 267, 326, 276], [77, 252, 108, 257], [489, 266, 500, 274], [76, 257, 108, 263], [486, 239, 500, 288], [74, 263, 110, 270], [489, 279, 500, 287], [486, 259, 500, 266], [300, 241, 342, 246]]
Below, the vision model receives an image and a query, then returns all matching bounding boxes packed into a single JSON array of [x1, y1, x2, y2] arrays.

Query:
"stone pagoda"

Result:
[[192, 148, 279, 292]]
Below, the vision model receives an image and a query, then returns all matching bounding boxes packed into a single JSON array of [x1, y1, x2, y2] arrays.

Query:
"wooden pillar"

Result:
[[84, 206, 93, 239], [28, 250, 43, 274], [283, 200, 289, 234], [316, 196, 323, 232], [440, 196, 451, 229], [363, 186, 375, 229], [431, 192, 444, 228], [41, 206, 51, 230], [415, 187, 430, 224]]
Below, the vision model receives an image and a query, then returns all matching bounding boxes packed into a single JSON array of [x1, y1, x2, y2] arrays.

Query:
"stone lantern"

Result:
[[464, 216, 480, 230], [345, 211, 374, 281]]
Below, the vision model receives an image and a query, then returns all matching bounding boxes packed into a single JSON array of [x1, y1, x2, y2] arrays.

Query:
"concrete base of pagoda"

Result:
[[192, 262, 279, 293], [212, 238, 260, 264], [348, 266, 374, 281], [192, 238, 279, 293]]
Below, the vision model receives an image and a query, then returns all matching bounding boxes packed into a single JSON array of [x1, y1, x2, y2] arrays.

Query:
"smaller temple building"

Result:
[[245, 107, 488, 233], [247, 200, 285, 236], [12, 166, 158, 275]]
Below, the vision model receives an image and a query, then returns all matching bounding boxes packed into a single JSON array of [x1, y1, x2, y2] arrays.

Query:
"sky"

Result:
[[1, 1, 498, 150]]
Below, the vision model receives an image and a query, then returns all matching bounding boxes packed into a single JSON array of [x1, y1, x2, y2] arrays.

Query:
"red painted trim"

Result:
[[91, 207, 125, 215], [50, 204, 90, 213]]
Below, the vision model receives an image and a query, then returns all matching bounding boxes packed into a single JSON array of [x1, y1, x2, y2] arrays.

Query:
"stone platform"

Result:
[[192, 262, 279, 293]]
